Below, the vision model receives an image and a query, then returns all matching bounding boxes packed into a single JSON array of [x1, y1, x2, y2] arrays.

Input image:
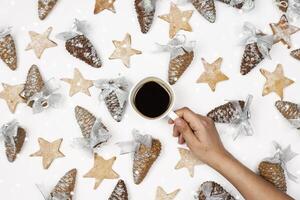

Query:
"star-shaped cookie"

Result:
[[155, 186, 180, 200], [197, 57, 229, 92], [270, 15, 300, 49], [175, 147, 203, 177], [61, 68, 93, 97], [0, 83, 25, 113], [260, 64, 294, 99], [30, 138, 64, 169], [25, 27, 57, 58], [94, 0, 116, 14], [84, 154, 119, 189], [158, 3, 193, 38], [109, 33, 142, 67]]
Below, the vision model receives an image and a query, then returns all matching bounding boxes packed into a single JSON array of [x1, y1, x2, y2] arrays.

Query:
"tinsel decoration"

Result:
[[56, 19, 102, 68], [38, 0, 58, 20], [275, 100, 300, 129], [0, 26, 17, 70], [195, 181, 236, 200], [117, 129, 161, 184], [109, 180, 129, 200], [217, 0, 255, 11], [135, 0, 157, 33], [94, 77, 129, 122]]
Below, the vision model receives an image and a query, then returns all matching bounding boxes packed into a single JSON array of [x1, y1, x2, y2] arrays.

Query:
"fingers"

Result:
[[175, 107, 204, 130], [174, 118, 198, 147]]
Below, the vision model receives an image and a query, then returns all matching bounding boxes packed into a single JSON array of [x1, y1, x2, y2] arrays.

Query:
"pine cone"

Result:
[[275, 100, 300, 129], [4, 127, 26, 162], [19, 65, 44, 104], [38, 0, 58, 20], [104, 91, 126, 122], [192, 0, 216, 23], [207, 101, 245, 123], [240, 42, 264, 75], [290, 49, 300, 60], [65, 35, 102, 68], [217, 0, 244, 9], [50, 168, 77, 199], [133, 138, 161, 184], [197, 181, 235, 200], [135, 0, 156, 33], [0, 34, 17, 70], [75, 106, 96, 139], [109, 180, 128, 200], [258, 161, 287, 192], [168, 49, 194, 85]]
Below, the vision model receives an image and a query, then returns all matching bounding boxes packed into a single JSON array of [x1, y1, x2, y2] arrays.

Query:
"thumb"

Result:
[[174, 118, 198, 147]]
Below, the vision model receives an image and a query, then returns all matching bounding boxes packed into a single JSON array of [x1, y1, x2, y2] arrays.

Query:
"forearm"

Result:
[[209, 151, 293, 200]]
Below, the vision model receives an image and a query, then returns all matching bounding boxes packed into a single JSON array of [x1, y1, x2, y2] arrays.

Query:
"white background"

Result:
[[0, 0, 300, 199]]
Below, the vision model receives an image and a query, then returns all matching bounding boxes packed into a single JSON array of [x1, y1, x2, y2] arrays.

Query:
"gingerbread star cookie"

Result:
[[0, 83, 25, 113], [197, 57, 229, 92], [155, 186, 180, 200], [94, 0, 116, 14]]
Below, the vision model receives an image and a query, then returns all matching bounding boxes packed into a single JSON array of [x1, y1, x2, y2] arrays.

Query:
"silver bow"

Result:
[[265, 142, 298, 182], [140, 0, 156, 12], [230, 0, 255, 11], [227, 95, 253, 140], [28, 78, 63, 114], [156, 34, 195, 59], [36, 184, 70, 200], [287, 0, 300, 21], [0, 26, 11, 38], [117, 129, 152, 154], [241, 22, 274, 59], [0, 120, 19, 145], [196, 182, 231, 200], [56, 19, 89, 41], [94, 77, 129, 110]]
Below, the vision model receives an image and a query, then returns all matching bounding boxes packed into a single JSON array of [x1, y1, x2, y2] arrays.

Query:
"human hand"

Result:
[[169, 107, 230, 166]]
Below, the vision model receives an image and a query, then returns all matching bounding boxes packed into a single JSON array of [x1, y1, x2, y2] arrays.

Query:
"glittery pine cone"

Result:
[[192, 0, 216, 23], [105, 91, 126, 122], [290, 49, 300, 60], [197, 181, 235, 200], [275, 100, 300, 129], [65, 35, 102, 68], [207, 101, 245, 123], [75, 106, 96, 139], [258, 161, 287, 192], [168, 49, 194, 85], [0, 34, 17, 70], [38, 0, 58, 20], [133, 138, 161, 184], [50, 168, 77, 199], [135, 0, 156, 34], [4, 127, 26, 162], [109, 180, 128, 200], [217, 0, 245, 9], [240, 42, 264, 75]]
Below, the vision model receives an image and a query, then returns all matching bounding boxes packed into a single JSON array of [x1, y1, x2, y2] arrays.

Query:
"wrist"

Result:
[[206, 150, 234, 170]]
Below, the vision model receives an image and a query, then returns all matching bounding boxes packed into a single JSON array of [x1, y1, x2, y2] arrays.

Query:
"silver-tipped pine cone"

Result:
[[50, 168, 77, 199], [207, 101, 245, 123], [258, 161, 287, 192], [197, 181, 235, 200], [133, 138, 161, 184], [38, 0, 58, 20], [0, 34, 17, 70], [135, 0, 156, 33], [109, 180, 128, 200], [65, 35, 102, 68], [290, 49, 300, 60], [240, 42, 264, 75], [275, 100, 300, 129], [105, 91, 126, 122], [192, 0, 216, 23], [75, 106, 96, 139], [5, 127, 26, 162], [168, 49, 194, 85]]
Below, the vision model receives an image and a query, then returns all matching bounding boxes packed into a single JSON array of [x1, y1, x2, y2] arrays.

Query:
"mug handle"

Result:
[[168, 111, 179, 121]]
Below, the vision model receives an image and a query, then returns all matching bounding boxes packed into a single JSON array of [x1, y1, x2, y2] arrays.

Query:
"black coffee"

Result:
[[134, 81, 171, 118]]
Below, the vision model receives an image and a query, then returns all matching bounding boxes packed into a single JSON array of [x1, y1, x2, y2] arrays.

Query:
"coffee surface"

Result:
[[134, 81, 171, 118]]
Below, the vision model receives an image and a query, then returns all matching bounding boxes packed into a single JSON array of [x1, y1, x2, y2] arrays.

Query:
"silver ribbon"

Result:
[[264, 142, 298, 182], [289, 118, 300, 129], [287, 0, 300, 21], [227, 95, 253, 140], [117, 129, 152, 154], [0, 120, 19, 146], [56, 19, 89, 41], [241, 22, 274, 59], [230, 0, 255, 11], [156, 34, 195, 59], [195, 182, 231, 200], [140, 0, 156, 12], [28, 78, 63, 114], [36, 184, 71, 200], [0, 26, 11, 38], [93, 77, 129, 109]]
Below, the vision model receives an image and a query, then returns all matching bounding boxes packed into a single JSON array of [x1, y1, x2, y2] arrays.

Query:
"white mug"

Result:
[[129, 76, 178, 121]]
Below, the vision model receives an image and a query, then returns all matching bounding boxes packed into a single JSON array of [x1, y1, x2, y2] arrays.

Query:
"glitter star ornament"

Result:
[[61, 68, 93, 97], [270, 15, 300, 49], [175, 147, 203, 177], [0, 83, 25, 113], [30, 138, 65, 169], [155, 187, 180, 200], [25, 27, 57, 59], [197, 57, 229, 92], [109, 33, 142, 67], [94, 0, 116, 14], [158, 3, 193, 38], [38, 0, 58, 20], [260, 64, 294, 99], [83, 154, 119, 189]]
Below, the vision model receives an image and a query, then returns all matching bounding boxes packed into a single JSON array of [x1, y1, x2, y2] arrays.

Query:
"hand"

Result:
[[169, 107, 229, 166]]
